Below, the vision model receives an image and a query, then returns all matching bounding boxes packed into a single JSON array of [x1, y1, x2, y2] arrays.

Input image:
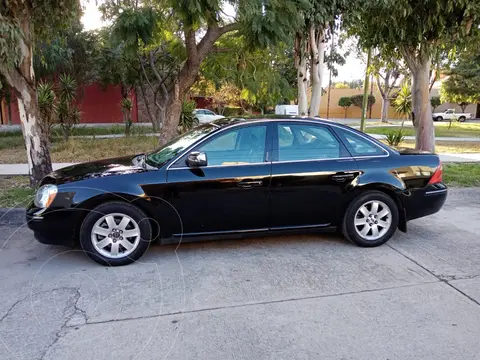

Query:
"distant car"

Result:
[[27, 117, 447, 266], [193, 109, 224, 124], [433, 109, 473, 122]]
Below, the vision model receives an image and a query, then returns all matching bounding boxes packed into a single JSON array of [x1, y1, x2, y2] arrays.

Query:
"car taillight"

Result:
[[428, 164, 443, 185]]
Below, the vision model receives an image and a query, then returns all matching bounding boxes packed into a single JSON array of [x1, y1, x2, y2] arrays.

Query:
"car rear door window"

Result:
[[335, 128, 387, 156], [198, 125, 267, 166], [276, 124, 343, 161]]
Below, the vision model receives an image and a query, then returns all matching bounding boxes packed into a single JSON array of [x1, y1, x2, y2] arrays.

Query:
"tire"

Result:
[[79, 201, 152, 266], [342, 191, 399, 247], [434, 116, 443, 121], [459, 116, 466, 122], [193, 117, 200, 126]]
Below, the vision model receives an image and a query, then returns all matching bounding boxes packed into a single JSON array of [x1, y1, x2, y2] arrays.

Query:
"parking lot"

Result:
[[1, 188, 480, 359]]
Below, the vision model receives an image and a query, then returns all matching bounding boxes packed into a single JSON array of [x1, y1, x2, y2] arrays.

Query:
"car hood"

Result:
[[42, 155, 149, 185]]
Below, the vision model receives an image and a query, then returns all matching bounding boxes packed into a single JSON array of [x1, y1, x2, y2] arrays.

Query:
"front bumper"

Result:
[[26, 207, 78, 246]]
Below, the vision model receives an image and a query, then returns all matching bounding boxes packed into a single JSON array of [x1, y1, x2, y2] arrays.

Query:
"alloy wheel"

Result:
[[354, 200, 392, 241], [91, 213, 141, 259]]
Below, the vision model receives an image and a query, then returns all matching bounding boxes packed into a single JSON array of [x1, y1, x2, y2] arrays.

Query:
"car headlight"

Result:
[[34, 184, 58, 208]]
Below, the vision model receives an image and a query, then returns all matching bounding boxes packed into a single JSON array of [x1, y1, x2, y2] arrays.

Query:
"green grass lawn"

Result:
[[367, 122, 480, 138], [0, 176, 34, 208], [443, 164, 480, 187]]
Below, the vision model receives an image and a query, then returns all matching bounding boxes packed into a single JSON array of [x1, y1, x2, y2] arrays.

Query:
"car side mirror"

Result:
[[186, 151, 208, 167]]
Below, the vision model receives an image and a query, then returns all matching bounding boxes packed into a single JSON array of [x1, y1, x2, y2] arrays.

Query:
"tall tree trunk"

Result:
[[0, 15, 52, 185], [297, 55, 308, 115], [360, 48, 372, 132], [295, 34, 308, 115], [380, 95, 389, 123], [411, 59, 435, 152], [309, 26, 325, 117]]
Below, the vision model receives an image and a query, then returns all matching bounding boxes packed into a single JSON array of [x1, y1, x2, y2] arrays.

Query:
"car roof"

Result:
[[211, 115, 349, 130]]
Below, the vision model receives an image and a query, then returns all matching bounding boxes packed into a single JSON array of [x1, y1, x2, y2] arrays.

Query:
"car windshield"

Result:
[[146, 124, 217, 167]]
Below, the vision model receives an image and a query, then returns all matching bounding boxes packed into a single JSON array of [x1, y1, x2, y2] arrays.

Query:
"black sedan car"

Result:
[[27, 117, 447, 266]]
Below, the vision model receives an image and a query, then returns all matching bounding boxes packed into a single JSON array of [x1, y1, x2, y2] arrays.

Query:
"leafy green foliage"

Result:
[[179, 100, 198, 133], [57, 74, 80, 140], [385, 128, 406, 147], [338, 96, 353, 118], [441, 48, 480, 108], [199, 35, 296, 112], [121, 96, 134, 136], [37, 82, 57, 139], [346, 0, 480, 58], [393, 82, 412, 119], [351, 94, 375, 108], [430, 96, 441, 111]]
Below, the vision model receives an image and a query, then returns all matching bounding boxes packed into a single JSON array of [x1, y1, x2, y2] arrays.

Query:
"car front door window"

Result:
[[198, 125, 267, 166]]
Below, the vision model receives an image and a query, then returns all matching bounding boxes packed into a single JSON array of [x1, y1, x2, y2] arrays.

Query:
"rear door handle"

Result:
[[332, 173, 356, 183], [237, 180, 263, 189]]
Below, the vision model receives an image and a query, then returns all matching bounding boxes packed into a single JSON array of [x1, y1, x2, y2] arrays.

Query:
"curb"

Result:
[[0, 208, 26, 227]]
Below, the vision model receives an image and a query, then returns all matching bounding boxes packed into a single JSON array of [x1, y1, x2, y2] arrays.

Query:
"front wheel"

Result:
[[342, 191, 399, 247], [434, 116, 443, 122], [79, 202, 152, 266]]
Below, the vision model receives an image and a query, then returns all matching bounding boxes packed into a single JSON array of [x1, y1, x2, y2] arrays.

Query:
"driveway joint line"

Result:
[[81, 280, 440, 327], [387, 244, 480, 307]]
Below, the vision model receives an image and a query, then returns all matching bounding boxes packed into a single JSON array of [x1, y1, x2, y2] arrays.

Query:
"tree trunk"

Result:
[[380, 95, 389, 123], [411, 59, 435, 152], [309, 26, 325, 117], [0, 15, 52, 185], [159, 88, 182, 145], [297, 56, 308, 116]]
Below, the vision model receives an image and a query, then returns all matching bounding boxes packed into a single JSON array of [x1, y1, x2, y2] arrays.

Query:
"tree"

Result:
[[351, 94, 375, 109], [0, 1, 80, 184], [346, 0, 480, 152], [102, 0, 306, 145], [294, 1, 347, 116], [440, 85, 472, 112], [338, 96, 352, 118], [430, 96, 441, 112], [371, 52, 404, 123], [441, 48, 480, 110], [197, 34, 296, 114]]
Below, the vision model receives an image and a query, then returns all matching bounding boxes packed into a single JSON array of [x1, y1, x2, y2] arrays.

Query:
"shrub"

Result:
[[338, 97, 353, 118], [350, 94, 376, 108]]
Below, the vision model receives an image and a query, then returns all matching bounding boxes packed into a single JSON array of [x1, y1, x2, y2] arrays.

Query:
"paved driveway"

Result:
[[1, 188, 480, 360]]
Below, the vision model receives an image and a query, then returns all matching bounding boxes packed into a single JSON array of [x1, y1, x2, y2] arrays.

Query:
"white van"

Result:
[[275, 105, 299, 115]]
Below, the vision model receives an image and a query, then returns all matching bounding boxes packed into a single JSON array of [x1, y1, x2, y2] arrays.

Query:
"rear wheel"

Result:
[[342, 191, 399, 247], [80, 202, 152, 266], [434, 116, 443, 121], [458, 116, 466, 122]]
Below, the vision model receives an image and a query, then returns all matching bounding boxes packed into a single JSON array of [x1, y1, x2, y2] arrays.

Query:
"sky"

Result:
[[80, 0, 364, 82]]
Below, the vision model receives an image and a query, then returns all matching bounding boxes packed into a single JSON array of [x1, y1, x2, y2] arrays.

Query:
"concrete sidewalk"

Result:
[[368, 133, 480, 142], [0, 163, 75, 176], [1, 153, 479, 176]]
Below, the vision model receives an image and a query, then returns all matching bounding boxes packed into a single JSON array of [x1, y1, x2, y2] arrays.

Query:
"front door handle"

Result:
[[332, 173, 356, 183], [237, 180, 263, 189]]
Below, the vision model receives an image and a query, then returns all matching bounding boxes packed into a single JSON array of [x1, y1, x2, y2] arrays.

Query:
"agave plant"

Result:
[[178, 100, 198, 133], [37, 82, 56, 140], [393, 82, 412, 120], [57, 73, 80, 140]]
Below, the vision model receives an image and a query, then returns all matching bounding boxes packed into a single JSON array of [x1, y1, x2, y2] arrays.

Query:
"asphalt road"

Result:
[[1, 188, 480, 360]]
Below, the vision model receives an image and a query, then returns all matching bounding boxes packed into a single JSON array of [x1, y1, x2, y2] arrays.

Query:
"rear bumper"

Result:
[[404, 185, 448, 221], [26, 207, 77, 246]]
